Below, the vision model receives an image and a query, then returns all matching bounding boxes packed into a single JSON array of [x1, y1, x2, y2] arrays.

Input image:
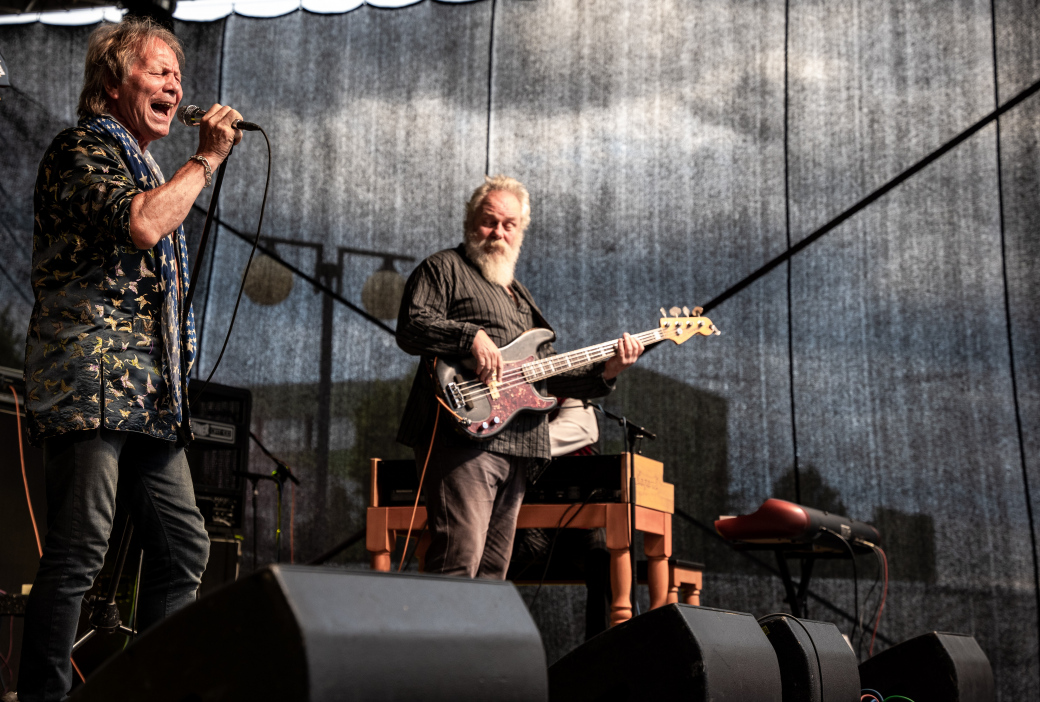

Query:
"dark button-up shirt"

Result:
[[24, 126, 180, 445], [396, 245, 614, 461]]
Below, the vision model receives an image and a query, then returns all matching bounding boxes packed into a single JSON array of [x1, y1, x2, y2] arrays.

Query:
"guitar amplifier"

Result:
[[186, 380, 252, 530]]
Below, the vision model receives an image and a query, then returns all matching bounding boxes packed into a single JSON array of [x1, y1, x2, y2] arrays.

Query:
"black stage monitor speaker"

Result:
[[859, 632, 994, 702], [69, 565, 548, 702], [758, 613, 860, 702], [548, 604, 782, 701]]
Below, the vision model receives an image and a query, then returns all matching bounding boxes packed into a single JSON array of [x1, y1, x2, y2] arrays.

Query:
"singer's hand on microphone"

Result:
[[196, 103, 244, 166]]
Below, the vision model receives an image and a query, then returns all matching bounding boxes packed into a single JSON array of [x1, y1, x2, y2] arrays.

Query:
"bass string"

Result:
[[453, 329, 666, 399], [455, 343, 616, 397]]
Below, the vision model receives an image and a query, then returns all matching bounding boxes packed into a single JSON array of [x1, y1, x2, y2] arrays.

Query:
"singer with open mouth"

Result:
[[15, 17, 243, 702]]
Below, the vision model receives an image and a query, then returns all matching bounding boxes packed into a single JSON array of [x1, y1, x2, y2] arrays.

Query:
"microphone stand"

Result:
[[271, 462, 301, 562], [238, 431, 302, 568], [233, 470, 274, 572], [591, 404, 656, 618]]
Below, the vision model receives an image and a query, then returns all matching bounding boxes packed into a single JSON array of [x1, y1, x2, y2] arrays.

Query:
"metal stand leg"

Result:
[[774, 550, 815, 618], [73, 515, 140, 652]]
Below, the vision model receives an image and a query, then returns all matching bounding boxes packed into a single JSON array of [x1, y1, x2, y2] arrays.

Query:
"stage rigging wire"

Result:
[[187, 205, 395, 336], [180, 77, 1040, 358], [692, 75, 1040, 318]]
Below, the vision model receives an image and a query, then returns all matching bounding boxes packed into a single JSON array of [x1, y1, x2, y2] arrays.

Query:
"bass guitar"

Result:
[[434, 306, 719, 440]]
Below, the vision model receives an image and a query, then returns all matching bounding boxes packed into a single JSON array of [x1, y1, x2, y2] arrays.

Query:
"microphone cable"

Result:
[[190, 126, 272, 405]]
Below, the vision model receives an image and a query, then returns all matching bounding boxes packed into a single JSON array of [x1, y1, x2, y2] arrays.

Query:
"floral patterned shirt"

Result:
[[24, 126, 185, 445]]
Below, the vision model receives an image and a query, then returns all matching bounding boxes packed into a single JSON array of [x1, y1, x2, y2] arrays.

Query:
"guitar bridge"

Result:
[[446, 381, 465, 411]]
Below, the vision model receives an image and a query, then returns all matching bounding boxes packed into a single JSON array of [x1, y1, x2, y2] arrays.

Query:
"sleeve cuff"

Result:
[[457, 323, 482, 355]]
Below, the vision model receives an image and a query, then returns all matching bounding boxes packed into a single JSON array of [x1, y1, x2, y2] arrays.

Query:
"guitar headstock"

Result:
[[658, 306, 720, 344]]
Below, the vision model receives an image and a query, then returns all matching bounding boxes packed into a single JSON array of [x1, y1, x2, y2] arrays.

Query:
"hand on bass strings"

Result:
[[472, 329, 504, 386], [602, 332, 644, 380]]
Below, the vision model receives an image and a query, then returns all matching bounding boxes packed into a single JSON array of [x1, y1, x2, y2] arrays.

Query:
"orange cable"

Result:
[[398, 404, 439, 573], [11, 385, 86, 682], [10, 386, 41, 557]]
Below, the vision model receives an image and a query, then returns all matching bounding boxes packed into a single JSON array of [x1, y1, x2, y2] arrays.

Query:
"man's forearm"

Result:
[[128, 158, 210, 249], [395, 315, 482, 358]]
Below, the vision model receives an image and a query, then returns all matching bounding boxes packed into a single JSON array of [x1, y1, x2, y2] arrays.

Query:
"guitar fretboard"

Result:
[[522, 328, 665, 383]]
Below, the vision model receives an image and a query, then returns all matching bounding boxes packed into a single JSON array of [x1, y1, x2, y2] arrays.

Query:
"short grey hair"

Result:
[[77, 17, 184, 119], [464, 175, 531, 236]]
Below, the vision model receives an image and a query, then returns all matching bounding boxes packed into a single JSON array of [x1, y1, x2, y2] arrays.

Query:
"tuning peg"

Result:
[[693, 306, 703, 316], [660, 308, 668, 318], [682, 306, 690, 317], [669, 306, 682, 317]]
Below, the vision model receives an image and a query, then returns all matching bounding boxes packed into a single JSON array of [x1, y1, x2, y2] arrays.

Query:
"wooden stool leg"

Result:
[[679, 573, 702, 606], [667, 582, 680, 605], [646, 556, 669, 610], [604, 504, 633, 626], [608, 547, 633, 626], [367, 509, 392, 572], [370, 551, 391, 571], [644, 530, 670, 611]]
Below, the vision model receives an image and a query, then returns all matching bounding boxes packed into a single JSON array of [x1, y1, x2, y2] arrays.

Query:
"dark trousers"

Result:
[[17, 429, 210, 702], [415, 440, 531, 580]]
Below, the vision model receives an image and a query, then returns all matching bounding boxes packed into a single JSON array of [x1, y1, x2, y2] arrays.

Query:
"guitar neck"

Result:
[[523, 328, 664, 382]]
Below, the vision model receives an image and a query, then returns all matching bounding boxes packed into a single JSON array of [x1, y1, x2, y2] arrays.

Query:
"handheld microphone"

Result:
[[177, 104, 260, 131]]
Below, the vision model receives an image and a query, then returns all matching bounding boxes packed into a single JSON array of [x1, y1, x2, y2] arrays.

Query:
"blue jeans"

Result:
[[17, 429, 210, 702]]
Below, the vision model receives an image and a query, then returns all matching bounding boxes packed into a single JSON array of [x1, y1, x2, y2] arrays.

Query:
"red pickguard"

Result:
[[462, 355, 556, 439]]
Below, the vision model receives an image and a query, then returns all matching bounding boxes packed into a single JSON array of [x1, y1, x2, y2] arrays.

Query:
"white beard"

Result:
[[465, 230, 523, 287]]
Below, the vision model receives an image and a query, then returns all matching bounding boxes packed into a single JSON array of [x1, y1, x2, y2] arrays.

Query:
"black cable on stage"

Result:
[[529, 488, 604, 609], [400, 523, 428, 572], [190, 127, 272, 406], [758, 612, 824, 701], [307, 526, 366, 565], [856, 545, 885, 657], [820, 527, 858, 643], [673, 507, 895, 645]]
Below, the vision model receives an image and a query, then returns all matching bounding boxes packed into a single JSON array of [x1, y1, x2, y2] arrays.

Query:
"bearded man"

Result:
[[395, 175, 644, 580], [15, 18, 242, 702]]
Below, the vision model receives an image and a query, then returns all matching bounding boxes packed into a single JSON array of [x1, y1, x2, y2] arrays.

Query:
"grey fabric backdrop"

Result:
[[1, 0, 1038, 696]]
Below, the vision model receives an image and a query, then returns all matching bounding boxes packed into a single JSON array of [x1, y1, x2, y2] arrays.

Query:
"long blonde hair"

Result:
[[77, 17, 183, 119]]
